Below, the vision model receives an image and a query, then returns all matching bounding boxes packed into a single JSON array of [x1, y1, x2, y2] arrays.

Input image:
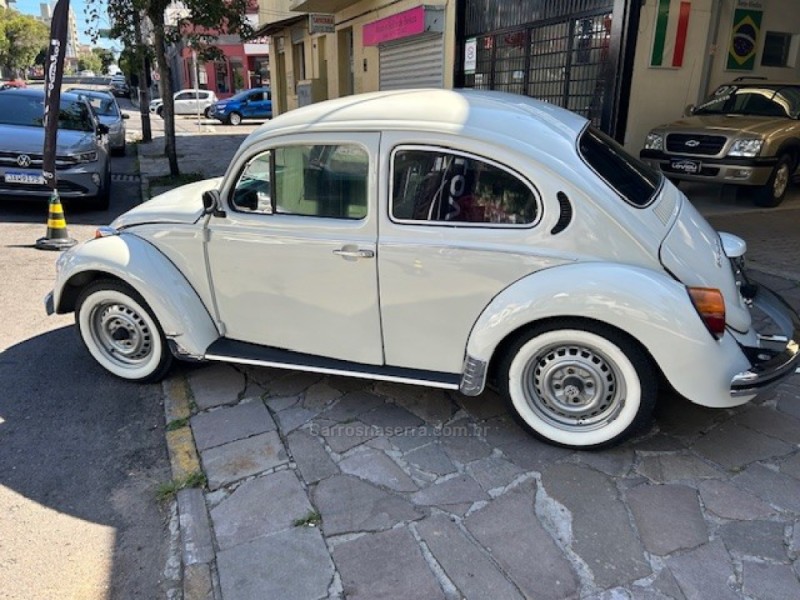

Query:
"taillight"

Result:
[[687, 287, 726, 339]]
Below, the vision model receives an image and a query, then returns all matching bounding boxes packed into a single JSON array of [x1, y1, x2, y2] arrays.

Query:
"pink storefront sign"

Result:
[[363, 6, 427, 46]]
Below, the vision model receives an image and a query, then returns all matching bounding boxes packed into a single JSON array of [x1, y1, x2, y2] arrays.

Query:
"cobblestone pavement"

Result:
[[136, 128, 800, 599]]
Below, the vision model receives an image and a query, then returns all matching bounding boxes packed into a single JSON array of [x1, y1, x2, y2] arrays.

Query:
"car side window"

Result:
[[232, 144, 369, 219], [391, 148, 538, 225], [175, 92, 191, 102], [232, 151, 273, 214]]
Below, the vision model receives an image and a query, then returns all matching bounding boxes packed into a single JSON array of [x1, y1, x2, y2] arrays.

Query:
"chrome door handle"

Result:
[[333, 248, 375, 259]]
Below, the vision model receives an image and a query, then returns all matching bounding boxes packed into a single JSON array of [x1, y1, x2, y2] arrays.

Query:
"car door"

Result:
[[205, 132, 383, 365], [377, 133, 548, 374], [241, 91, 261, 119], [173, 91, 194, 115]]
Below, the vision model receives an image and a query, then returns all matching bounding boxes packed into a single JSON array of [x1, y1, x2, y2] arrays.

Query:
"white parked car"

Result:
[[46, 90, 800, 449], [149, 89, 218, 118]]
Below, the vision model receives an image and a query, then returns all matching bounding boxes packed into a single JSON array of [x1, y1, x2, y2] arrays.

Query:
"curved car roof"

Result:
[[247, 89, 589, 155], [0, 87, 83, 101]]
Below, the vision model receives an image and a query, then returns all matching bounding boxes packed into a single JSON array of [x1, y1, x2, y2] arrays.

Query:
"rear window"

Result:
[[578, 126, 662, 207]]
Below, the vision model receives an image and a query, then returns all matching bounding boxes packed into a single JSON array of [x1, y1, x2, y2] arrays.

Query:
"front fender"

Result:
[[466, 262, 752, 408], [54, 233, 219, 358]]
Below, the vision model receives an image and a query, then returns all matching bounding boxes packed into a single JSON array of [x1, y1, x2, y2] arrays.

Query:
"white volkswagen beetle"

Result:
[[46, 90, 800, 449]]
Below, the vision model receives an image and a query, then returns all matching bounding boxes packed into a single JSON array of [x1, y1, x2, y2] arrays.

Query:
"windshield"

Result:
[[0, 94, 95, 131], [229, 90, 252, 101], [693, 85, 800, 118], [83, 95, 120, 117], [579, 126, 662, 207]]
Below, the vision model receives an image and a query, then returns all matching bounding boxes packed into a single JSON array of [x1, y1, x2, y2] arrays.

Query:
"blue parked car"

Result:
[[210, 87, 272, 126]]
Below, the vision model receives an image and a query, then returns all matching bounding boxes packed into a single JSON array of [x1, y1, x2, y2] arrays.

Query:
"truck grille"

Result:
[[665, 134, 726, 156]]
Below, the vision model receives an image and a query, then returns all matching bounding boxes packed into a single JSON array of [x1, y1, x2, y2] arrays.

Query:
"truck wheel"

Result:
[[76, 280, 173, 382], [499, 320, 658, 449], [754, 154, 793, 208]]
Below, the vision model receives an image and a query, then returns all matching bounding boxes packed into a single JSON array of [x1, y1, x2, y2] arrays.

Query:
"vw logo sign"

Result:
[[685, 140, 700, 148], [17, 154, 32, 168]]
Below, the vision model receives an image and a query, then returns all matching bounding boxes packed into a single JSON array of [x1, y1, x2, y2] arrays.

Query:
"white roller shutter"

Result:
[[379, 35, 444, 90]]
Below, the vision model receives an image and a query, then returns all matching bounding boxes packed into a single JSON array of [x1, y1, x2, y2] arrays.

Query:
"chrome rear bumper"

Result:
[[731, 284, 800, 397]]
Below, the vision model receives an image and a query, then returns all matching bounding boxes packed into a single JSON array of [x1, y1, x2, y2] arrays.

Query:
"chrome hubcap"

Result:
[[523, 344, 625, 431], [774, 164, 790, 198], [91, 302, 153, 367]]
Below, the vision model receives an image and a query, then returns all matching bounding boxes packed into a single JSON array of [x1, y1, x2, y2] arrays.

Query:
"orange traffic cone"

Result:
[[36, 191, 77, 251]]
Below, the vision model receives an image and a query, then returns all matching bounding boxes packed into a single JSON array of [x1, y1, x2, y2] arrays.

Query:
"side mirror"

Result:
[[202, 189, 226, 218], [122, 113, 130, 120], [683, 104, 695, 117], [97, 123, 110, 135]]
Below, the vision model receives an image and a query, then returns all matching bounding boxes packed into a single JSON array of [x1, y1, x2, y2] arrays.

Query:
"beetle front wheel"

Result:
[[75, 280, 173, 382], [499, 322, 657, 449]]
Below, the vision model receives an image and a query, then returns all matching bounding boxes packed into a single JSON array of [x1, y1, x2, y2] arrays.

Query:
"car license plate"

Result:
[[670, 159, 702, 175], [5, 170, 46, 185]]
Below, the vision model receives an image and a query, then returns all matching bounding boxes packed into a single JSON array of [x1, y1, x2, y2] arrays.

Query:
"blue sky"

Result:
[[12, 0, 116, 50]]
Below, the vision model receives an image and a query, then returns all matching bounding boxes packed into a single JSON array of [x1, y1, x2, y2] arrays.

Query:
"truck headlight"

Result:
[[644, 132, 664, 151], [728, 138, 763, 157]]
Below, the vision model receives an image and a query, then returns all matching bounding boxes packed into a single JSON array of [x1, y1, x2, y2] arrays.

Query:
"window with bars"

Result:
[[461, 8, 616, 131]]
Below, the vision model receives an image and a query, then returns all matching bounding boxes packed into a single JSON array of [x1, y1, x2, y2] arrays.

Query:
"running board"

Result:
[[205, 338, 461, 390]]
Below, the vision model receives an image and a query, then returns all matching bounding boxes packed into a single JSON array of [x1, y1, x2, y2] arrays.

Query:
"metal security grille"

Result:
[[464, 11, 614, 129], [379, 35, 444, 91], [458, 0, 634, 137], [463, 0, 616, 35]]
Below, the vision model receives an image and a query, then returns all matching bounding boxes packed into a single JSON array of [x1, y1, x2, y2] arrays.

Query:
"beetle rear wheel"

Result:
[[499, 321, 657, 449], [75, 280, 173, 382]]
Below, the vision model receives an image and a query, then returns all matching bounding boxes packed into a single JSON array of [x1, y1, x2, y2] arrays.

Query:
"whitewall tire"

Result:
[[500, 322, 657, 449], [76, 280, 173, 382]]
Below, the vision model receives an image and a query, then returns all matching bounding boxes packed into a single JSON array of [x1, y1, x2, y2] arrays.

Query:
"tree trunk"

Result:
[[133, 10, 151, 142], [150, 13, 179, 176]]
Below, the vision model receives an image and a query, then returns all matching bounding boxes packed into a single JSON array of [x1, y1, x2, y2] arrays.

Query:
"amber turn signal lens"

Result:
[[687, 287, 726, 339]]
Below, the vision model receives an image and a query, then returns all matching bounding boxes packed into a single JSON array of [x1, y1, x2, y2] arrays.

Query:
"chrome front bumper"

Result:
[[731, 284, 800, 397]]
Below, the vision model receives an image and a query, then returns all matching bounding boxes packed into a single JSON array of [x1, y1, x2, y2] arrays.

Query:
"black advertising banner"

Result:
[[42, 0, 71, 189]]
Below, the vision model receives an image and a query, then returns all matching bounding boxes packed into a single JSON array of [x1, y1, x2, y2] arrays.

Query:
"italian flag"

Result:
[[651, 0, 692, 67]]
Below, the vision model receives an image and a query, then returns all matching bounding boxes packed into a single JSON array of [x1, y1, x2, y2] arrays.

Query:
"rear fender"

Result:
[[466, 262, 752, 407], [54, 233, 219, 358]]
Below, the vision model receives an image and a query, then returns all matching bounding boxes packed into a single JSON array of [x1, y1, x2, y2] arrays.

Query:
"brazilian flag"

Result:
[[727, 8, 762, 70]]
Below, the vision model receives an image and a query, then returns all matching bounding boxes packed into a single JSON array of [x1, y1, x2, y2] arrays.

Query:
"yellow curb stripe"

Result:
[[47, 219, 67, 228], [166, 428, 201, 481], [164, 377, 192, 422]]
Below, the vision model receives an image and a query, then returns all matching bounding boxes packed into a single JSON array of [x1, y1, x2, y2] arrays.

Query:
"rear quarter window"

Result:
[[579, 126, 662, 207]]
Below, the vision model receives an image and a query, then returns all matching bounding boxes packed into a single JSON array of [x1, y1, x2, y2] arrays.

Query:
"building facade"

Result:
[[256, 0, 800, 152], [167, 5, 270, 98]]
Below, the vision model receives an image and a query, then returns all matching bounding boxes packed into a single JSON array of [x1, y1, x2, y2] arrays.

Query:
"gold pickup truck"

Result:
[[640, 80, 800, 207]]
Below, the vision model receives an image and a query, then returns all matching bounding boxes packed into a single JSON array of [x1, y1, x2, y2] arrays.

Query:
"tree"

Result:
[[78, 52, 103, 74], [92, 47, 116, 74], [88, 0, 253, 176], [0, 9, 49, 78]]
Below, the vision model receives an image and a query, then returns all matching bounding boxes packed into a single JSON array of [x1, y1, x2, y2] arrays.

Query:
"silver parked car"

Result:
[[68, 88, 128, 155], [0, 88, 111, 209], [149, 89, 218, 119]]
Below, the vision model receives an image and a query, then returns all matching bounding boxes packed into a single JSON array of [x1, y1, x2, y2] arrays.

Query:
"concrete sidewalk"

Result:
[[138, 129, 800, 600]]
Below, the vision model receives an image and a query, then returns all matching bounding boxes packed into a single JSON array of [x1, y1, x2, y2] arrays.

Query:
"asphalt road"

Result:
[[0, 129, 176, 598]]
